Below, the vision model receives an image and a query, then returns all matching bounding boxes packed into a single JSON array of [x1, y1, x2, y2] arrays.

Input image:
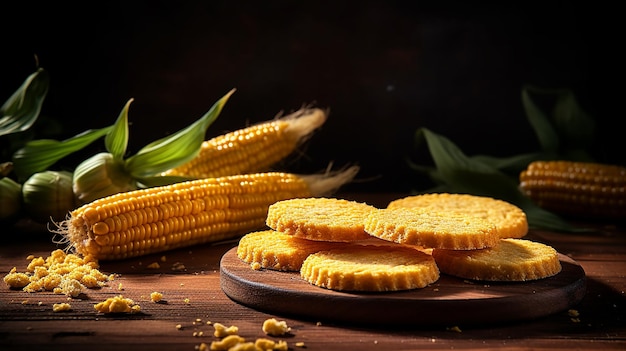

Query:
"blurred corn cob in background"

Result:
[[519, 160, 626, 220], [161, 107, 327, 179], [56, 167, 359, 260]]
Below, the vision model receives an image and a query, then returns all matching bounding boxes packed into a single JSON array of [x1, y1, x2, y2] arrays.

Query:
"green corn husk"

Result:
[[71, 89, 234, 204], [0, 177, 22, 222], [22, 170, 77, 223], [72, 152, 136, 204]]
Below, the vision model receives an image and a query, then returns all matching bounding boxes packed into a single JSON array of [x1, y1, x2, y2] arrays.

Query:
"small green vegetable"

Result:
[[0, 177, 22, 222], [22, 170, 76, 224]]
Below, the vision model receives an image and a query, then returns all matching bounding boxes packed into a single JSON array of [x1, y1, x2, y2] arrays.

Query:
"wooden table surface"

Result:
[[1, 193, 625, 351]]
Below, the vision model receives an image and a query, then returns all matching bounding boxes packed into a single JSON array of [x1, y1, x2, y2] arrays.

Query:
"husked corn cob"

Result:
[[519, 160, 626, 219], [162, 107, 327, 179], [55, 167, 358, 260]]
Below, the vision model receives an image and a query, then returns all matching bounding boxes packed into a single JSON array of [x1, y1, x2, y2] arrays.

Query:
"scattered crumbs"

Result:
[[184, 298, 190, 304], [21, 300, 29, 305], [255, 338, 276, 350], [171, 262, 186, 271], [192, 331, 204, 337], [255, 338, 288, 351], [462, 280, 475, 285], [210, 335, 245, 350], [373, 340, 378, 344], [3, 249, 112, 297], [206, 320, 212, 325], [26, 255, 34, 260], [213, 322, 239, 337], [117, 283, 124, 291], [160, 256, 167, 262], [568, 309, 580, 317], [94, 295, 141, 314], [295, 341, 305, 348], [180, 283, 185, 287], [37, 301, 43, 306], [447, 326, 462, 333], [569, 309, 581, 323], [195, 342, 208, 351], [193, 318, 203, 325], [262, 318, 291, 336], [176, 324, 183, 330], [146, 262, 160, 269], [52, 302, 71, 312], [433, 288, 439, 292], [316, 321, 322, 326], [430, 338, 436, 343], [150, 291, 163, 302]]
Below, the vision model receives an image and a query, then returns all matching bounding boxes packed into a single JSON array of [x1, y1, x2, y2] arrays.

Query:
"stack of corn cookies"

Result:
[[236, 194, 562, 292]]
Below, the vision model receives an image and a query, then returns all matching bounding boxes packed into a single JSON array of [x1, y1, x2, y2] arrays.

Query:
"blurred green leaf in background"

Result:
[[407, 86, 600, 232]]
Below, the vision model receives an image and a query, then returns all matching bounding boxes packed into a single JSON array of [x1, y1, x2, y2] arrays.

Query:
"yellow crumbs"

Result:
[[150, 291, 163, 302], [262, 318, 291, 336], [213, 322, 239, 337], [193, 320, 291, 351], [2, 249, 111, 297], [52, 302, 71, 312], [94, 295, 141, 314]]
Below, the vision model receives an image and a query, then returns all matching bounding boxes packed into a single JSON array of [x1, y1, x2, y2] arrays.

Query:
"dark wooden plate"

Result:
[[219, 247, 586, 326]]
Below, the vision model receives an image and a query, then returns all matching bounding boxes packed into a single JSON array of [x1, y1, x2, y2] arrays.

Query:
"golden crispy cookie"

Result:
[[236, 230, 345, 271], [300, 244, 440, 292], [364, 208, 499, 250], [432, 238, 562, 281], [387, 193, 528, 239], [266, 198, 376, 242]]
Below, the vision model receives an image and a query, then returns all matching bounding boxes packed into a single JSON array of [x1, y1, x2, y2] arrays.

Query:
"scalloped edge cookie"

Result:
[[364, 207, 499, 250], [300, 244, 440, 291], [432, 238, 562, 281], [387, 193, 528, 239], [266, 197, 376, 242]]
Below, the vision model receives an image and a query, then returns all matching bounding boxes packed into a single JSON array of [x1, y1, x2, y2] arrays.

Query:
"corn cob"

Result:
[[519, 160, 626, 220], [54, 167, 358, 260], [162, 107, 327, 179]]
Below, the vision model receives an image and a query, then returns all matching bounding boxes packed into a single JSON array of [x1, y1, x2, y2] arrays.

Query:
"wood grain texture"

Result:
[[1, 198, 625, 351], [220, 248, 586, 326]]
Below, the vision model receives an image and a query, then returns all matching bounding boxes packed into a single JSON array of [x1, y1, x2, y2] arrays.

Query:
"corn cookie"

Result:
[[266, 197, 376, 242], [236, 230, 347, 271], [432, 238, 562, 281], [300, 244, 440, 292], [388, 193, 528, 239], [364, 207, 499, 250]]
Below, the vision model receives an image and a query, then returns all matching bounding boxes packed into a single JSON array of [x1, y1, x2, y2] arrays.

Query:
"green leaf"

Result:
[[413, 128, 582, 232], [522, 86, 596, 162], [470, 152, 553, 174], [0, 68, 50, 136], [521, 86, 560, 153], [105, 98, 132, 160], [551, 90, 595, 160], [125, 89, 235, 178], [11, 127, 112, 181]]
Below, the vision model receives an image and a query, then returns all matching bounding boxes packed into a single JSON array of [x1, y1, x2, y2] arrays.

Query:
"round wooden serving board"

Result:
[[220, 247, 586, 326]]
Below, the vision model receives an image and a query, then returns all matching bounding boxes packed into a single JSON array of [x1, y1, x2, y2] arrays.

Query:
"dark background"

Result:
[[1, 1, 621, 193]]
